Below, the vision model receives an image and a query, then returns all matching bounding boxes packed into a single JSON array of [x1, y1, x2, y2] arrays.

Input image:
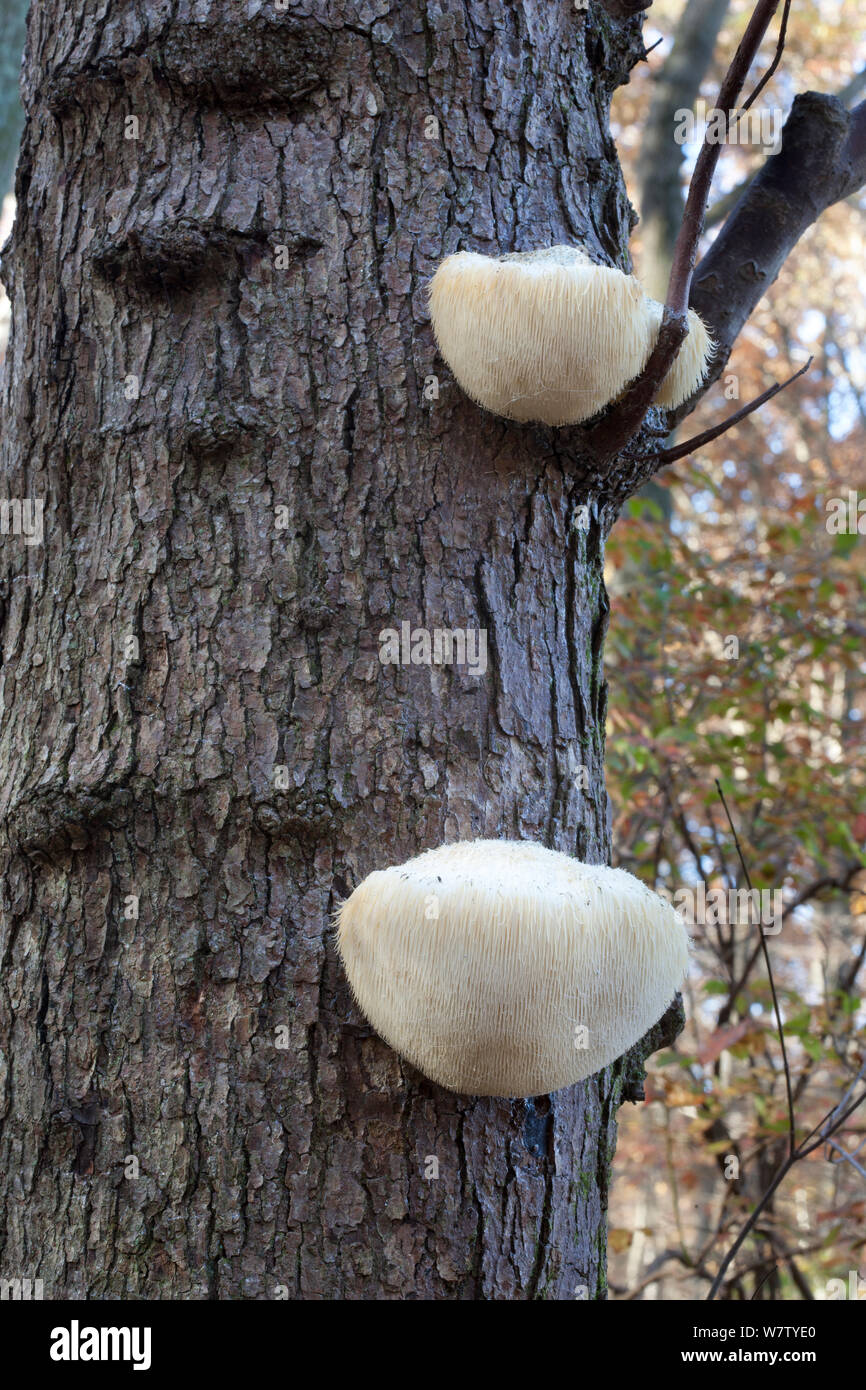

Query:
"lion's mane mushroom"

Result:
[[337, 839, 689, 1097], [428, 245, 713, 426]]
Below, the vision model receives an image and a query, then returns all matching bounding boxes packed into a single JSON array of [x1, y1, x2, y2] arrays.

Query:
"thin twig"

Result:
[[715, 779, 797, 1158], [736, 0, 792, 115], [586, 0, 783, 457], [797, 1071, 866, 1158], [707, 1016, 866, 1297], [708, 1157, 795, 1299], [793, 1067, 865, 1153], [750, 1260, 779, 1300], [793, 1096, 866, 1162], [586, 311, 688, 457], [826, 1135, 866, 1182], [666, 0, 781, 317], [655, 358, 812, 465]]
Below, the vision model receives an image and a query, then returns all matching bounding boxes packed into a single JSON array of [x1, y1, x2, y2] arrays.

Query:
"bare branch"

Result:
[[655, 357, 811, 465], [707, 1155, 794, 1299], [715, 780, 796, 1159], [706, 1000, 866, 1296], [680, 93, 866, 416], [735, 0, 791, 115], [638, 0, 733, 299], [666, 0, 781, 317], [587, 0, 782, 456], [706, 68, 866, 229], [839, 67, 866, 107]]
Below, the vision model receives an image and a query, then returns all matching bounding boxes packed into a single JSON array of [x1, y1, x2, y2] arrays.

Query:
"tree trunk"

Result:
[[637, 0, 730, 299], [0, 0, 669, 1299]]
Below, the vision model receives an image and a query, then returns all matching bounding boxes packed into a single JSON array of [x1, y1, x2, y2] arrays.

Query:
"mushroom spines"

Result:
[[337, 839, 689, 1097], [429, 247, 651, 426], [428, 245, 714, 427], [649, 301, 715, 409]]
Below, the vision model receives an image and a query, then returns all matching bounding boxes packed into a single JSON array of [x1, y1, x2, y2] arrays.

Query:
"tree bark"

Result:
[[0, 0, 675, 1300]]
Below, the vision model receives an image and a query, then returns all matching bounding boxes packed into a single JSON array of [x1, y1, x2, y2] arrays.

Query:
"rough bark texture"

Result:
[[0, 0, 675, 1300]]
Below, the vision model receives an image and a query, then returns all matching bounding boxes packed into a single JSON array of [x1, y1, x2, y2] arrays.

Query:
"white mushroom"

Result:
[[428, 245, 712, 426], [337, 839, 689, 1096]]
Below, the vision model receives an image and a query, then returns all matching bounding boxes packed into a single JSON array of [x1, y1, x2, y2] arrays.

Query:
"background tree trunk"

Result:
[[0, 0, 27, 197], [637, 0, 730, 300], [0, 0, 673, 1299]]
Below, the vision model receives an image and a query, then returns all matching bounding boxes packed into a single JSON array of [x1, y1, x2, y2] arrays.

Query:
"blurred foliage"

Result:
[[607, 0, 866, 1299]]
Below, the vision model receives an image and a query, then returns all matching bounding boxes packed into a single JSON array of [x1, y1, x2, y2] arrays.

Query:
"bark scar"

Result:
[[619, 992, 686, 1104]]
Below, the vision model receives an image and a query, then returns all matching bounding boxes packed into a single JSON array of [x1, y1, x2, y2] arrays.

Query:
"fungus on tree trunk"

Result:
[[428, 246, 713, 427], [337, 840, 690, 1097]]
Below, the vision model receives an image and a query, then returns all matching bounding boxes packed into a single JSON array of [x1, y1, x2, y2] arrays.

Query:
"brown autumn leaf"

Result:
[[662, 1080, 700, 1108], [816, 1200, 866, 1224], [697, 1020, 756, 1066], [608, 1228, 634, 1253]]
